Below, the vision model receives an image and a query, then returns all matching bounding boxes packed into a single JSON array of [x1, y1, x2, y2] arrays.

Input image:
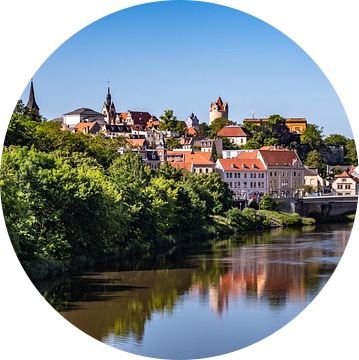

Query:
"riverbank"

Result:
[[21, 210, 355, 283]]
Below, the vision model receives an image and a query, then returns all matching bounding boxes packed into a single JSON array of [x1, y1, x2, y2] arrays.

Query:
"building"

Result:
[[73, 122, 102, 135], [62, 108, 106, 126], [25, 79, 40, 112], [185, 113, 199, 130], [332, 171, 359, 195], [100, 123, 132, 138], [167, 149, 216, 174], [258, 147, 304, 198], [193, 138, 223, 155], [216, 158, 267, 199], [101, 83, 117, 124], [209, 95, 228, 125], [303, 167, 325, 192], [216, 125, 252, 146], [126, 111, 153, 131], [243, 118, 307, 133]]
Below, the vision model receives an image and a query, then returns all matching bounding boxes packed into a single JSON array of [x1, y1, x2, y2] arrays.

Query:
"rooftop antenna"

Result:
[[252, 109, 254, 119]]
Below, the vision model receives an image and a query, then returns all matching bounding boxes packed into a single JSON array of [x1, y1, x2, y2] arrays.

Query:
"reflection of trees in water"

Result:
[[42, 225, 349, 343]]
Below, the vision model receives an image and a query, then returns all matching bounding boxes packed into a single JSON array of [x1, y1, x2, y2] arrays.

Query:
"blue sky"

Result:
[[19, 0, 353, 138]]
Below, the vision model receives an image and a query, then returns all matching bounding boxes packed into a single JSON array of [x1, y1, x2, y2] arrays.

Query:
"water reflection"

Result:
[[40, 222, 352, 358]]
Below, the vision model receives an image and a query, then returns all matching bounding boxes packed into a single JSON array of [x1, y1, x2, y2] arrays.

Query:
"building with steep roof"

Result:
[[332, 171, 359, 195], [210, 95, 228, 125], [26, 79, 40, 111], [101, 83, 118, 124], [185, 113, 199, 130]]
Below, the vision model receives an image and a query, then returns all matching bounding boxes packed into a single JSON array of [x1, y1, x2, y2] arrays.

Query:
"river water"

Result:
[[39, 222, 352, 359]]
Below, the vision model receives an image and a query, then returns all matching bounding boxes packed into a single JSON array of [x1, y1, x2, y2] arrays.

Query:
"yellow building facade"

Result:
[[243, 118, 307, 133]]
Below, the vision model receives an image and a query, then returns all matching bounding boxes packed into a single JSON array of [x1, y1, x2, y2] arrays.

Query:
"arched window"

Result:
[[270, 180, 277, 189], [282, 180, 288, 187]]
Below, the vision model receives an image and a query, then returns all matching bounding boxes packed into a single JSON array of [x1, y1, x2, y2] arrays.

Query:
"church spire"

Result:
[[26, 78, 39, 111], [106, 81, 111, 108]]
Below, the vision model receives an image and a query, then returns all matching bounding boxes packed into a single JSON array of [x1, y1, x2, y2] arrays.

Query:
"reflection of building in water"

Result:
[[205, 245, 311, 316]]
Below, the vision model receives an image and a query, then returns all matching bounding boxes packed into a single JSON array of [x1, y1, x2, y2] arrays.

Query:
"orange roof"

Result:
[[74, 122, 96, 132], [184, 152, 215, 165], [199, 152, 213, 161], [128, 139, 146, 148], [210, 96, 227, 112], [335, 171, 350, 178], [218, 158, 266, 171], [234, 150, 259, 160], [217, 126, 252, 137], [348, 166, 356, 175], [259, 149, 301, 166], [119, 112, 128, 121], [185, 127, 197, 136], [169, 162, 193, 172]]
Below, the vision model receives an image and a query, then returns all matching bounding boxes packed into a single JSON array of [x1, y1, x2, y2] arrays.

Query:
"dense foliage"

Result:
[[1, 111, 233, 264]]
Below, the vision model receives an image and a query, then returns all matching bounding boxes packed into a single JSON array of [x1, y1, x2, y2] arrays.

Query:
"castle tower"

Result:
[[26, 79, 39, 111], [209, 94, 228, 125]]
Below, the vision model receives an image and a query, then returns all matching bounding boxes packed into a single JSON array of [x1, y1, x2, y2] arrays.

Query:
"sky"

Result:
[[18, 0, 353, 138]]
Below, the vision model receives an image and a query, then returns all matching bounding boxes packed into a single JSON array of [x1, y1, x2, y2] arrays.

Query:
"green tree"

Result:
[[259, 193, 275, 210], [300, 124, 325, 151], [211, 141, 218, 162], [324, 134, 348, 146], [197, 122, 209, 137], [305, 150, 327, 176], [344, 139, 358, 165], [159, 110, 178, 132], [331, 166, 344, 176], [166, 137, 182, 151]]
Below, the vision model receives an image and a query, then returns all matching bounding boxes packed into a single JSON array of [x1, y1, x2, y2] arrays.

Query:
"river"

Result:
[[39, 222, 352, 359]]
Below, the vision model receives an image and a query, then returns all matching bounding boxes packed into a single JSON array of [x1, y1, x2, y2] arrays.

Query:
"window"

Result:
[[274, 172, 277, 177], [286, 171, 289, 177], [270, 180, 277, 189], [250, 182, 253, 188], [253, 173, 256, 178], [250, 173, 253, 178], [281, 171, 285, 177], [293, 180, 296, 187], [345, 184, 351, 189], [282, 180, 288, 187], [230, 173, 232, 178], [297, 171, 301, 177], [234, 173, 237, 178], [338, 184, 343, 189], [270, 172, 273, 177], [234, 182, 237, 188], [243, 182, 247, 188], [238, 182, 241, 188], [253, 182, 256, 188], [244, 173, 247, 178], [241, 138, 244, 144], [206, 168, 208, 174], [226, 173, 229, 178], [238, 173, 240, 178], [262, 182, 264, 188], [294, 171, 296, 176], [229, 182, 232, 188], [199, 169, 202, 173]]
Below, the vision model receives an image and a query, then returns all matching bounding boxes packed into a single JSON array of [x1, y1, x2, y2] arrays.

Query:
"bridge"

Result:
[[277, 195, 358, 217]]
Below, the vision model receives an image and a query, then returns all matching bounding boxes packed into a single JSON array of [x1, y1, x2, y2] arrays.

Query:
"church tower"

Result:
[[101, 82, 117, 124], [209, 93, 228, 125], [156, 131, 167, 164], [26, 79, 40, 112]]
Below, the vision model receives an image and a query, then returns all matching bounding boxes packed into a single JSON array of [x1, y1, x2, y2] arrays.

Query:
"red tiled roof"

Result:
[[169, 162, 193, 172], [129, 111, 152, 125], [217, 126, 252, 137], [234, 150, 259, 160], [128, 139, 146, 148], [210, 96, 227, 112], [259, 149, 301, 166], [335, 171, 350, 178], [74, 122, 96, 132], [185, 127, 197, 136], [184, 152, 215, 165], [218, 159, 266, 171]]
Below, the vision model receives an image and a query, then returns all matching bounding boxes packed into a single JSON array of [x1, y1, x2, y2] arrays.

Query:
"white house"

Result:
[[62, 108, 106, 126], [216, 158, 268, 200], [332, 171, 359, 195]]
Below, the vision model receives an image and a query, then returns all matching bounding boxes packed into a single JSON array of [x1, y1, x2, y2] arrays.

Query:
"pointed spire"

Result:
[[106, 81, 111, 108], [26, 78, 39, 111]]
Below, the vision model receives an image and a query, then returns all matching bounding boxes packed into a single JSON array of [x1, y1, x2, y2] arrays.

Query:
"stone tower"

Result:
[[209, 94, 228, 125], [156, 131, 167, 164]]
